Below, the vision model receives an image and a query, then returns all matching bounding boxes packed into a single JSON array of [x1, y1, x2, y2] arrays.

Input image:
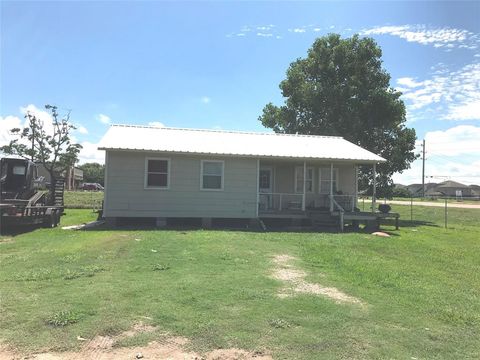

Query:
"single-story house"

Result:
[[434, 180, 474, 198], [98, 125, 389, 230]]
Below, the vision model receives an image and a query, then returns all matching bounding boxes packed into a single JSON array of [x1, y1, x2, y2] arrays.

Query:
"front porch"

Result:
[[255, 159, 392, 231]]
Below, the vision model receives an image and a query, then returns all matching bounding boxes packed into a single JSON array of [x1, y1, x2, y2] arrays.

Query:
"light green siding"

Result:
[[104, 151, 258, 218]]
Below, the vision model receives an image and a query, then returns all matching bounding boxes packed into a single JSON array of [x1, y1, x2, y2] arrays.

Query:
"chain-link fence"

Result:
[[359, 196, 480, 230]]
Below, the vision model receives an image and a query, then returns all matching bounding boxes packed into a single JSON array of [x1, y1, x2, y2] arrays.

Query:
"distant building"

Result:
[[399, 180, 478, 198]]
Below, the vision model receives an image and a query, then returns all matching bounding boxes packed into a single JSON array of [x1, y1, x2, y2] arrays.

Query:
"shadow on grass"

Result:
[[0, 224, 44, 236], [385, 219, 440, 229]]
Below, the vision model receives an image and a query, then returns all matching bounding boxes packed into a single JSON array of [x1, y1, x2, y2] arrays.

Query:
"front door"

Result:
[[259, 167, 273, 210]]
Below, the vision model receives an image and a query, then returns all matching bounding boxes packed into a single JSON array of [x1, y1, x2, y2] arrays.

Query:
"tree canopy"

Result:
[[0, 105, 81, 200], [259, 34, 417, 195], [78, 162, 105, 185]]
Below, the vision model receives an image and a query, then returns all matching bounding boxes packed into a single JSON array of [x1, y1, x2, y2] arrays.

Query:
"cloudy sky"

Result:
[[1, 1, 479, 185]]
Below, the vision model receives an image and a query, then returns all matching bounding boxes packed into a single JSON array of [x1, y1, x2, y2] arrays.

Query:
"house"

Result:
[[98, 125, 390, 230], [433, 180, 474, 198], [469, 185, 480, 197], [405, 183, 438, 197], [37, 165, 84, 190], [405, 180, 477, 198]]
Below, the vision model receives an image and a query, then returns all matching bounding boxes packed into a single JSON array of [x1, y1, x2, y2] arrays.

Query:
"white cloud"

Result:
[[200, 96, 211, 104], [0, 115, 24, 147], [289, 28, 306, 33], [76, 125, 88, 134], [424, 125, 480, 157], [362, 25, 478, 50], [148, 121, 165, 128], [313, 28, 321, 32], [393, 125, 480, 185], [397, 77, 424, 88], [257, 32, 273, 37], [393, 158, 480, 186], [397, 62, 480, 120], [445, 100, 480, 121], [97, 114, 111, 124], [78, 141, 105, 164]]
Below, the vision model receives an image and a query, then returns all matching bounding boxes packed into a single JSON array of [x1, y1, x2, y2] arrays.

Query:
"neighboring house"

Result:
[[98, 125, 386, 229], [434, 180, 473, 197], [469, 185, 480, 196], [65, 167, 84, 191], [403, 181, 478, 198], [406, 183, 438, 197], [37, 165, 83, 190]]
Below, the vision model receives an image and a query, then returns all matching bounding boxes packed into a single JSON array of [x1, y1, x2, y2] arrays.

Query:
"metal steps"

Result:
[[53, 177, 65, 207]]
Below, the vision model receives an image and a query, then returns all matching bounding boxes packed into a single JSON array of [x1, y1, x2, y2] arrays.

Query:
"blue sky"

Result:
[[1, 1, 479, 185]]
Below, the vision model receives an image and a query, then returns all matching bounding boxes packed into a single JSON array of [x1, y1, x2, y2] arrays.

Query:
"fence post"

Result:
[[445, 198, 448, 229], [362, 197, 365, 211], [410, 197, 413, 223]]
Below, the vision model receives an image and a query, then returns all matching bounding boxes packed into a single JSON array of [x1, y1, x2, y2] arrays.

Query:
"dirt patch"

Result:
[[271, 254, 363, 305], [0, 322, 271, 360], [0, 237, 14, 244]]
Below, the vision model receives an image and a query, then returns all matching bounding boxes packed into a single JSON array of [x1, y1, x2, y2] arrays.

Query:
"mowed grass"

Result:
[[0, 207, 479, 359], [63, 191, 104, 209]]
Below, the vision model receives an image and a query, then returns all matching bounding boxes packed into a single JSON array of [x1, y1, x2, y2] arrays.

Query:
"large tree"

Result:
[[78, 162, 105, 186], [1, 105, 82, 202], [259, 34, 417, 196]]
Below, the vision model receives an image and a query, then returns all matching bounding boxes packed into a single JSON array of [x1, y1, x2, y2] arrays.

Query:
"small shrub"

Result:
[[152, 264, 170, 271], [46, 310, 80, 327], [63, 265, 105, 280], [268, 318, 291, 329]]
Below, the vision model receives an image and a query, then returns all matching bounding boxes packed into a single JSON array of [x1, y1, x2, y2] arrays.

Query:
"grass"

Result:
[[0, 207, 479, 358], [63, 191, 104, 209]]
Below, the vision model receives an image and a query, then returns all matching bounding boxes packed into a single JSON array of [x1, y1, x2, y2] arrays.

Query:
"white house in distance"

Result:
[[98, 125, 391, 230]]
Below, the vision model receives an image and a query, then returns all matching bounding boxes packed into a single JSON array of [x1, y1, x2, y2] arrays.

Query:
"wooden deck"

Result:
[[259, 208, 399, 231]]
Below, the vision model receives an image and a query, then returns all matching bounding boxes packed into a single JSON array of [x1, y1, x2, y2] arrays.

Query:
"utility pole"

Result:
[[421, 139, 426, 198]]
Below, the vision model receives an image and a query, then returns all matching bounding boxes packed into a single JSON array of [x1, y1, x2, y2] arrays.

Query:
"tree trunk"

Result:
[[47, 170, 56, 206]]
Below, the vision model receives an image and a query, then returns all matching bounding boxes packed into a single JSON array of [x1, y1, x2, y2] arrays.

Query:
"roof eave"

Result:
[[98, 147, 386, 163]]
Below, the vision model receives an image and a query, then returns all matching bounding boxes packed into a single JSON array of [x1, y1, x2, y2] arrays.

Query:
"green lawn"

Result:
[[0, 207, 479, 359], [64, 191, 104, 209]]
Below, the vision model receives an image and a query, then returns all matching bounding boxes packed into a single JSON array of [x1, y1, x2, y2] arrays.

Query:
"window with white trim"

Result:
[[201, 160, 224, 190], [145, 158, 170, 188], [319, 167, 338, 194], [295, 166, 314, 193]]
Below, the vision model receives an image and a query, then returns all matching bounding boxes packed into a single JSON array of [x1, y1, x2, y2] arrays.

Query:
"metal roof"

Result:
[[98, 125, 386, 163]]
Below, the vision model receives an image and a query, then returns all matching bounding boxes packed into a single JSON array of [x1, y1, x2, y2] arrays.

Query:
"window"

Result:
[[201, 160, 224, 190], [319, 167, 338, 194], [13, 165, 26, 175], [145, 158, 170, 189], [295, 166, 314, 193]]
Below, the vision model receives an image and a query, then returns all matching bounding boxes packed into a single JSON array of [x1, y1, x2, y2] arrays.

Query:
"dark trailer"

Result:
[[0, 157, 63, 230]]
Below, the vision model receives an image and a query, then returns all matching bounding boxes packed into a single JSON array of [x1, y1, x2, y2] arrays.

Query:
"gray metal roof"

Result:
[[98, 125, 386, 163]]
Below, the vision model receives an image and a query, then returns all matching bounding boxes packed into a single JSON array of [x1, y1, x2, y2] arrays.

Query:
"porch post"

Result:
[[354, 165, 358, 211], [372, 162, 377, 213], [302, 161, 306, 211], [329, 163, 334, 212], [256, 159, 260, 217]]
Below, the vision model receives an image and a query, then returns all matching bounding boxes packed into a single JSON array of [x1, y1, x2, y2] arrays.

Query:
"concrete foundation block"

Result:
[[201, 217, 212, 228], [105, 217, 117, 227], [156, 217, 167, 228]]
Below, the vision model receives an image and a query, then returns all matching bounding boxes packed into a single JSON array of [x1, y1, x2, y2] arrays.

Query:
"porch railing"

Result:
[[258, 193, 357, 214], [258, 193, 304, 213], [330, 195, 356, 212]]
